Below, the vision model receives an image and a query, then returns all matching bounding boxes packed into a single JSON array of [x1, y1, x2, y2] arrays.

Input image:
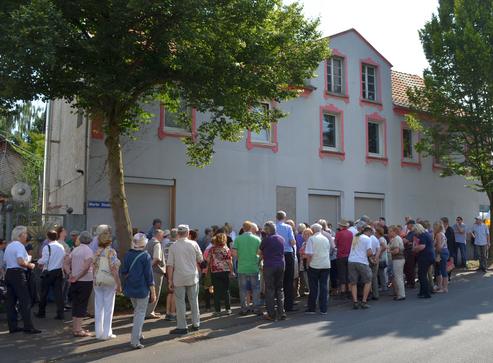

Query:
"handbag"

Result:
[[94, 249, 115, 287], [446, 259, 455, 272]]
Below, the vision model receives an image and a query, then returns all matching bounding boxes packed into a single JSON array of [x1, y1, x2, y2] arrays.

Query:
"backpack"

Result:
[[94, 248, 115, 287]]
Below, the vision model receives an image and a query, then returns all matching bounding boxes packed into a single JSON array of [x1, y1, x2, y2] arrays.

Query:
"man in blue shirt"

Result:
[[275, 211, 296, 311]]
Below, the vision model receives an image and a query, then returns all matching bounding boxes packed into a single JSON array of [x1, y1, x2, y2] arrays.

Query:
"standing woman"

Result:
[[208, 233, 234, 316], [388, 226, 405, 300], [65, 231, 94, 337], [413, 224, 435, 299], [122, 233, 156, 349], [375, 227, 388, 293], [433, 222, 449, 293], [93, 230, 121, 340]]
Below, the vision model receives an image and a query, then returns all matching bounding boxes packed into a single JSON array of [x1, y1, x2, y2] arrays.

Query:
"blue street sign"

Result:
[[88, 201, 111, 208]]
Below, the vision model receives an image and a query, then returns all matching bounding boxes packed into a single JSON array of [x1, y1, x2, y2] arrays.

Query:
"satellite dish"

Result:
[[11, 182, 32, 203]]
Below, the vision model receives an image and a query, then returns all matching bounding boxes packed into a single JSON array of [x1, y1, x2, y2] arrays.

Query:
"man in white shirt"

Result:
[[304, 224, 331, 315], [471, 217, 490, 271], [4, 226, 41, 334], [167, 224, 203, 335], [36, 229, 67, 320]]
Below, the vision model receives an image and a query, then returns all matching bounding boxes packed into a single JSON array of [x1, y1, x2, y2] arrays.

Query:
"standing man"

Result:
[[4, 226, 41, 334], [453, 216, 467, 268], [146, 229, 166, 319], [232, 221, 262, 316], [304, 224, 331, 315], [335, 220, 353, 297], [147, 219, 162, 240], [403, 220, 416, 288], [36, 230, 67, 320], [167, 225, 203, 335], [275, 211, 296, 312], [259, 221, 286, 321], [471, 217, 490, 272]]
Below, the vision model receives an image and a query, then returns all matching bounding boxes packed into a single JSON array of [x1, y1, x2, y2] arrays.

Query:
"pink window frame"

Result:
[[360, 57, 383, 111], [324, 49, 349, 103], [158, 103, 197, 140], [319, 104, 345, 160], [400, 121, 421, 169], [365, 112, 388, 165], [246, 101, 279, 153]]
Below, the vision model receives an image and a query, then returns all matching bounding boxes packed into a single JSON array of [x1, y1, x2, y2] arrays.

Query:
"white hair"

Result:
[[11, 225, 27, 241], [95, 224, 111, 236], [311, 223, 323, 233], [414, 223, 427, 235]]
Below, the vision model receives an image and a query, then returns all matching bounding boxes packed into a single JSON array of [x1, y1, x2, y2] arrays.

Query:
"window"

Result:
[[362, 64, 377, 101], [246, 102, 278, 152], [402, 128, 413, 159], [250, 103, 273, 144], [319, 105, 345, 160], [327, 57, 344, 95], [368, 122, 381, 155], [322, 114, 338, 150], [365, 112, 387, 164], [163, 101, 192, 132]]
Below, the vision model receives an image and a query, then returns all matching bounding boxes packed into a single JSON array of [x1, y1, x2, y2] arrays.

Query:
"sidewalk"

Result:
[[0, 267, 481, 363]]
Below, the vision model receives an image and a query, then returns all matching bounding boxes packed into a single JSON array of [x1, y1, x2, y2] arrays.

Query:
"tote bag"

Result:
[[94, 249, 115, 287]]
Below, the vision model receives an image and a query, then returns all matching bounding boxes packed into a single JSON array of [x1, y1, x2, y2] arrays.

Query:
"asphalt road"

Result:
[[90, 270, 493, 363], [1, 270, 492, 363]]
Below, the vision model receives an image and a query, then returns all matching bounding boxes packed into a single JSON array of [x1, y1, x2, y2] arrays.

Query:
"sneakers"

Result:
[[131, 343, 145, 349], [304, 309, 316, 315], [189, 325, 200, 332], [225, 309, 232, 315], [164, 314, 176, 321], [320, 311, 328, 315]]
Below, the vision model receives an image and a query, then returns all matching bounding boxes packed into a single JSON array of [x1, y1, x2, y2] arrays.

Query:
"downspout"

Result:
[[41, 100, 52, 216], [83, 114, 90, 229]]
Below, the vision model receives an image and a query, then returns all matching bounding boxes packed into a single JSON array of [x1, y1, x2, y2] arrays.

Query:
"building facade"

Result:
[[44, 29, 489, 233]]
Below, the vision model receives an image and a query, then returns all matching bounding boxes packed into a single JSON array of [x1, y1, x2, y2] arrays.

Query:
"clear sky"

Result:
[[287, 0, 439, 75]]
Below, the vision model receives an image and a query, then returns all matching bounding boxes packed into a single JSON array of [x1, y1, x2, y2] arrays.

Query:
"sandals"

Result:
[[73, 330, 92, 337]]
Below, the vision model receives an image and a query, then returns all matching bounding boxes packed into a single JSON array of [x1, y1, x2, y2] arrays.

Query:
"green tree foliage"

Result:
[[0, 0, 329, 253], [408, 0, 493, 204]]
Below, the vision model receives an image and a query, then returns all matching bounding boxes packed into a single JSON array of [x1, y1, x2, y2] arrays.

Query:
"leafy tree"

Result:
[[0, 0, 329, 253], [408, 0, 493, 240]]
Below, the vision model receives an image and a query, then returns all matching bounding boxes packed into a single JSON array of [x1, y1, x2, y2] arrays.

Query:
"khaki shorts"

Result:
[[348, 262, 372, 284]]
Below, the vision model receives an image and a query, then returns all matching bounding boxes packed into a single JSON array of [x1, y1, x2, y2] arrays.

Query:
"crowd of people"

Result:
[[0, 212, 490, 350]]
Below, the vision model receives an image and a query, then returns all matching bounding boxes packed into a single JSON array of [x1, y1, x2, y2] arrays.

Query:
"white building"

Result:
[[43, 28, 489, 233]]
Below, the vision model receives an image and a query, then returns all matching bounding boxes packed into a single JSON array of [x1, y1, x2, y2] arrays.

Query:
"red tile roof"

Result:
[[391, 70, 425, 109]]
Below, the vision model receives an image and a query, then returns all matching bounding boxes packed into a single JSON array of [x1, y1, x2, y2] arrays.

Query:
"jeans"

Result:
[[94, 286, 116, 339], [211, 271, 231, 312], [283, 253, 295, 310], [456, 243, 467, 267], [264, 266, 285, 318], [38, 269, 64, 317], [475, 245, 488, 270], [146, 272, 164, 316], [175, 283, 200, 330], [417, 259, 433, 298], [130, 296, 148, 346], [307, 267, 330, 313], [5, 268, 35, 331], [238, 273, 260, 312]]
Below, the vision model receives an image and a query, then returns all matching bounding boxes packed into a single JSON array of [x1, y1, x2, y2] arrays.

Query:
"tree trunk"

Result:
[[104, 119, 132, 259]]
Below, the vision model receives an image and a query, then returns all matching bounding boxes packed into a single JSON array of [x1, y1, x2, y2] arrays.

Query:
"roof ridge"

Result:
[[392, 69, 423, 79]]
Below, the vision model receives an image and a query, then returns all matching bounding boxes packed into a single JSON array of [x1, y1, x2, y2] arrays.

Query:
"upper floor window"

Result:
[[402, 128, 413, 159], [250, 103, 273, 143], [362, 64, 377, 101], [319, 104, 345, 160], [322, 114, 338, 150], [327, 57, 344, 95], [365, 112, 387, 164], [368, 121, 382, 155], [163, 100, 192, 132]]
